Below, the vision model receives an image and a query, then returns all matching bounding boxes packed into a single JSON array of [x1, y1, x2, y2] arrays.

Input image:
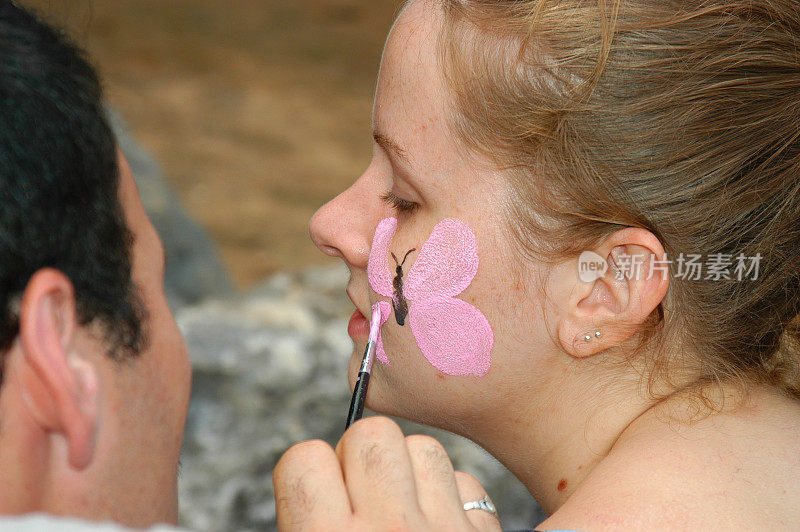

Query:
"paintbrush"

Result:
[[344, 302, 383, 430]]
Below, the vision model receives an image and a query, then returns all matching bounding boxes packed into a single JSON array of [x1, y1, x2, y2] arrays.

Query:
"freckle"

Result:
[[577, 464, 582, 470], [557, 478, 568, 491], [436, 373, 445, 381]]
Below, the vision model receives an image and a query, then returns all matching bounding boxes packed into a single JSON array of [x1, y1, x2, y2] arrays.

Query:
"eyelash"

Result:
[[380, 190, 420, 214]]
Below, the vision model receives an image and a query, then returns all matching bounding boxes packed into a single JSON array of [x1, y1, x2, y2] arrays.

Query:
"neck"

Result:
[[468, 369, 659, 514], [0, 387, 49, 515], [469, 361, 761, 515]]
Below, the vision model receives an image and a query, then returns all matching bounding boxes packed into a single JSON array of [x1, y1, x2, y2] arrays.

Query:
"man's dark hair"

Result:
[[0, 1, 146, 372]]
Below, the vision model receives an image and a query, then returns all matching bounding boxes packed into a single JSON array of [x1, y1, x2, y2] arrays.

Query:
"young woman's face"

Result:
[[310, 0, 555, 431]]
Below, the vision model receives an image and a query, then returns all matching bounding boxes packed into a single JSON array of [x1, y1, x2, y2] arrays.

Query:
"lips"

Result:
[[348, 307, 370, 339], [346, 287, 370, 339]]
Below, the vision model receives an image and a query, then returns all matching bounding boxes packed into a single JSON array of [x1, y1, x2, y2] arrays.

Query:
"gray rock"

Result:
[[107, 109, 235, 310], [177, 264, 546, 531]]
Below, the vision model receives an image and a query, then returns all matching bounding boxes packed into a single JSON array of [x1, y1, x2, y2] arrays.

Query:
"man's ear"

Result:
[[556, 227, 670, 359], [17, 268, 99, 470]]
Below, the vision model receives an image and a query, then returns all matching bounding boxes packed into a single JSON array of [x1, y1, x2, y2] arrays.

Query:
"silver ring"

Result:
[[462, 495, 497, 516]]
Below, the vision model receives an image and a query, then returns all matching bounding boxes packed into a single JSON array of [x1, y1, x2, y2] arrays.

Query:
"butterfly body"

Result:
[[390, 249, 415, 326]]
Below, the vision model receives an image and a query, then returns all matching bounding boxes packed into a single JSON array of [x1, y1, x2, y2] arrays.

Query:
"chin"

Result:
[[346, 345, 361, 391], [361, 363, 420, 418], [368, 368, 475, 437]]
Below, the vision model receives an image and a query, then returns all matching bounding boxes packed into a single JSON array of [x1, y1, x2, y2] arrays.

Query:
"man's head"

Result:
[[0, 2, 191, 527]]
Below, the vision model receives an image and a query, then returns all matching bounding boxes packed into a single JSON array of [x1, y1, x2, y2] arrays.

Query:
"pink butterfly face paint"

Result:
[[367, 217, 494, 377]]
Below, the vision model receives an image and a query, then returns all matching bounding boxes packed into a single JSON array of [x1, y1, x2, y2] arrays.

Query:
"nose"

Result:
[[309, 171, 385, 269]]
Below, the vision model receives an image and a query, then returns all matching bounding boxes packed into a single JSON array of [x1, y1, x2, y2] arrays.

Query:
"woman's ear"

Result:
[[556, 227, 670, 359], [17, 268, 99, 470]]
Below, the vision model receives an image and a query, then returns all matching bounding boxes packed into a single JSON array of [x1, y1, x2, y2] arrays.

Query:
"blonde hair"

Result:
[[436, 0, 800, 404]]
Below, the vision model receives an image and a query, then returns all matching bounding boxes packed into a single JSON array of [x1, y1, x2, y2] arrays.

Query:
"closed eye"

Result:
[[380, 190, 420, 214]]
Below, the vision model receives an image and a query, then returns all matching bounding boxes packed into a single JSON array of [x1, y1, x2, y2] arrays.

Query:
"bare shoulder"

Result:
[[537, 456, 722, 531], [539, 387, 800, 531]]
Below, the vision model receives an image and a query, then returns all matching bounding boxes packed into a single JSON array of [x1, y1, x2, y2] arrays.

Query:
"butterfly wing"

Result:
[[408, 296, 493, 377], [374, 300, 392, 365], [376, 334, 389, 366], [367, 217, 398, 298], [403, 218, 478, 301]]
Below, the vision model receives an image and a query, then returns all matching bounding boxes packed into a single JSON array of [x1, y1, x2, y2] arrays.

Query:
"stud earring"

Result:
[[584, 331, 602, 342]]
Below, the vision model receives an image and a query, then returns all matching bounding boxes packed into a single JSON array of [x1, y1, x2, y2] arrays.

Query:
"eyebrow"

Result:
[[373, 131, 412, 167]]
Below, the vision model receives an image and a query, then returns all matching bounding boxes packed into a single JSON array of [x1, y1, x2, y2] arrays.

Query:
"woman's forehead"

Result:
[[373, 1, 451, 164], [378, 0, 442, 87]]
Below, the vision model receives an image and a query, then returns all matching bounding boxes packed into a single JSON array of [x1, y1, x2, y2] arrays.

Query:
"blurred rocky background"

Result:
[[22, 1, 548, 530]]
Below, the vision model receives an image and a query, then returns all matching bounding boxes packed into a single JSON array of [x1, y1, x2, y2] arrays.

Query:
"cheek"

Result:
[[147, 298, 192, 421], [378, 320, 419, 364], [465, 256, 517, 323], [166, 323, 192, 416]]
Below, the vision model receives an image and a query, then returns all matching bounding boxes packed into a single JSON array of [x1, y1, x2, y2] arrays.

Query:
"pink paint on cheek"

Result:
[[367, 217, 494, 377], [374, 300, 392, 365], [367, 218, 396, 365], [367, 217, 397, 298], [405, 218, 493, 377], [409, 296, 492, 376], [403, 218, 479, 300]]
